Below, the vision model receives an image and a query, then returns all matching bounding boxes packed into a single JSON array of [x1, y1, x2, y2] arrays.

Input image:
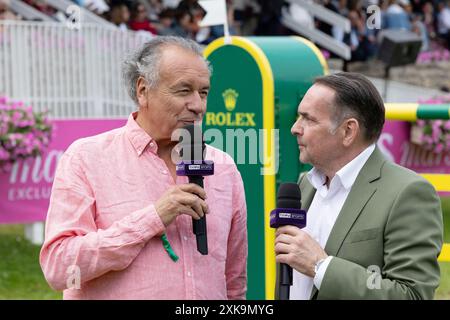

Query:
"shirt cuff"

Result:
[[313, 256, 333, 290], [133, 204, 166, 241]]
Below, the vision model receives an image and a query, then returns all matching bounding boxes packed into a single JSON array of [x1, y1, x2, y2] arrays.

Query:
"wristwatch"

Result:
[[314, 258, 327, 276]]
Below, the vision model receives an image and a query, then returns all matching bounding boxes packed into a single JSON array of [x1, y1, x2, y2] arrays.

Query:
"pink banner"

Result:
[[378, 121, 450, 174], [0, 119, 448, 224], [378, 120, 450, 196], [0, 119, 126, 224]]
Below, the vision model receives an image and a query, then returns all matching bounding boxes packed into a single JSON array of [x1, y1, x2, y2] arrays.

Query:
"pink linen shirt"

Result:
[[40, 113, 247, 300]]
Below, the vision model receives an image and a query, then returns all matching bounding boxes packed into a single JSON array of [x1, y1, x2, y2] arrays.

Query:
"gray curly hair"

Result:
[[122, 36, 211, 105]]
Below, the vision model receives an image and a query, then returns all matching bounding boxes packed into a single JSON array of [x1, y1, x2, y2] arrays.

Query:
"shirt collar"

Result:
[[125, 112, 156, 156], [307, 144, 376, 191]]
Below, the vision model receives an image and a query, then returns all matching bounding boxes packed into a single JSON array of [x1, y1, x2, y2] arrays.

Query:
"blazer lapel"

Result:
[[298, 172, 316, 211], [309, 147, 386, 299], [324, 148, 385, 256]]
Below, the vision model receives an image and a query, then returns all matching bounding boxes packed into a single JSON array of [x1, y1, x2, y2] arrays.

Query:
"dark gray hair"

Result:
[[314, 72, 385, 142], [122, 36, 210, 104]]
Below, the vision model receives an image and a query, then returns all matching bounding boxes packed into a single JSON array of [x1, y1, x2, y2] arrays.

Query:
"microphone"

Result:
[[270, 183, 306, 300], [176, 124, 214, 255]]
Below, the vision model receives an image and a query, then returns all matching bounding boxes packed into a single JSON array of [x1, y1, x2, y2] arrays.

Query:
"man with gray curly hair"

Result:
[[40, 36, 248, 300]]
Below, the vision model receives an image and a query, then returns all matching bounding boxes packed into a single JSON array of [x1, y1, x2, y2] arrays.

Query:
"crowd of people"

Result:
[[313, 0, 450, 63], [1, 0, 450, 59]]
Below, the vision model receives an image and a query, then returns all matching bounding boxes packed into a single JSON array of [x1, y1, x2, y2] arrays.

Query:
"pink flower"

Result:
[[0, 95, 52, 171], [11, 110, 22, 123], [444, 121, 450, 131], [433, 120, 443, 128], [434, 143, 444, 153], [432, 126, 442, 143], [0, 147, 9, 161], [443, 50, 450, 60], [424, 136, 434, 145]]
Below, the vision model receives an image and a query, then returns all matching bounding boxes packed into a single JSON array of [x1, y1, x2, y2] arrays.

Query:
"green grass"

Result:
[[0, 197, 449, 300], [0, 224, 62, 300]]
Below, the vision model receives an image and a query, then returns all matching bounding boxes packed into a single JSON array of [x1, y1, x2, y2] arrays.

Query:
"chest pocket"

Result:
[[345, 227, 381, 243], [205, 186, 232, 262]]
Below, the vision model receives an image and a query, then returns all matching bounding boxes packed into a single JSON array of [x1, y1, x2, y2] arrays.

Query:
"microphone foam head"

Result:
[[277, 183, 301, 209], [178, 124, 204, 161]]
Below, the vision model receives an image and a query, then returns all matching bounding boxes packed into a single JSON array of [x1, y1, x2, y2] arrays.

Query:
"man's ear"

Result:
[[136, 77, 148, 108], [342, 118, 360, 147]]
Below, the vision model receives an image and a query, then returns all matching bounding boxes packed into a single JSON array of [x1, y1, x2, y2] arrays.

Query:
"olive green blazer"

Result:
[[297, 147, 443, 299]]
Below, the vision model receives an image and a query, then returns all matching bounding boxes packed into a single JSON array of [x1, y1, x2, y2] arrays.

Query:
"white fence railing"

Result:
[[282, 0, 351, 60], [0, 21, 150, 118]]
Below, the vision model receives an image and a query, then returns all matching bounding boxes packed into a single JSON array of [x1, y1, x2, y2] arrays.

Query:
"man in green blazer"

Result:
[[274, 72, 443, 299]]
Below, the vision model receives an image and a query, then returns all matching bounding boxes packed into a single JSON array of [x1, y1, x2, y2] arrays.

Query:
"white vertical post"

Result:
[[24, 222, 45, 245]]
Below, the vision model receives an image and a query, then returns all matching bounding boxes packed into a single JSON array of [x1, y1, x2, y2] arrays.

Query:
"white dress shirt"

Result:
[[290, 144, 376, 300]]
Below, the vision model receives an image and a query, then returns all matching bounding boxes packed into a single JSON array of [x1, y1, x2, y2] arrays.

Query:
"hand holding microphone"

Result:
[[270, 182, 327, 300], [270, 183, 306, 300], [275, 226, 328, 278], [155, 183, 208, 227], [176, 124, 214, 255]]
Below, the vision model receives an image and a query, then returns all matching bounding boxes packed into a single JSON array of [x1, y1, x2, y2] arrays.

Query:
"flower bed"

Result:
[[0, 96, 52, 172], [410, 95, 450, 153]]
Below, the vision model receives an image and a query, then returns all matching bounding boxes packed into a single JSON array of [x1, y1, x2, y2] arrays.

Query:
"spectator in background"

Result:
[[108, 1, 131, 30], [232, 0, 260, 35], [156, 8, 178, 35], [177, 0, 202, 15], [176, 0, 203, 38], [382, 0, 412, 30], [437, 0, 450, 48], [170, 8, 194, 38], [24, 0, 56, 17], [129, 2, 158, 34], [335, 0, 350, 17], [255, 0, 285, 35], [411, 0, 427, 14], [400, 0, 413, 14], [412, 13, 430, 50], [0, 0, 20, 20], [146, 0, 164, 22], [333, 5, 376, 64], [345, 9, 373, 61], [422, 1, 436, 40]]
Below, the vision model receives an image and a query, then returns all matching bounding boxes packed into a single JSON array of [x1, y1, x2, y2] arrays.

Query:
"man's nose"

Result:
[[291, 119, 303, 136], [186, 92, 205, 114]]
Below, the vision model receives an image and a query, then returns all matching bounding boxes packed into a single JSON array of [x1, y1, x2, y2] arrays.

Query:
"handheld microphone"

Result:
[[176, 124, 214, 255], [270, 183, 306, 300]]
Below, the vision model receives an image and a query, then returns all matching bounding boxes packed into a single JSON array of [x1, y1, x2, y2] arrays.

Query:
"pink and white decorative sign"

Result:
[[0, 119, 126, 224]]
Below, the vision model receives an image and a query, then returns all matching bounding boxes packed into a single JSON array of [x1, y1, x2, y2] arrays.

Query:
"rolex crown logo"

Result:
[[222, 89, 239, 112]]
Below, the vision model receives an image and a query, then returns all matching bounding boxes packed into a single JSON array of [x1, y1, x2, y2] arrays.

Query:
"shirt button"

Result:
[[183, 236, 188, 241], [187, 272, 191, 277], [150, 142, 154, 147], [162, 170, 168, 175]]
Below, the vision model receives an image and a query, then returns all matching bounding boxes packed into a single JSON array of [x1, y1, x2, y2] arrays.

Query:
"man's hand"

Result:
[[275, 226, 328, 278], [155, 184, 208, 227]]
